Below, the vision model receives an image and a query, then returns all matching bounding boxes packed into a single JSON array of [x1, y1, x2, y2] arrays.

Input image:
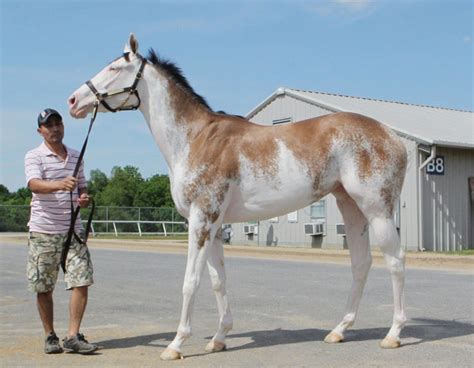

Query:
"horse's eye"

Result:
[[109, 66, 119, 72]]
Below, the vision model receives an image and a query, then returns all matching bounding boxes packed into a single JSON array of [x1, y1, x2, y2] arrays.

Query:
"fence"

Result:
[[0, 205, 187, 236]]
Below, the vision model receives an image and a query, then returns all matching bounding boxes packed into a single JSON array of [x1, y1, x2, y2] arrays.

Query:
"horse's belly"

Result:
[[223, 181, 315, 223]]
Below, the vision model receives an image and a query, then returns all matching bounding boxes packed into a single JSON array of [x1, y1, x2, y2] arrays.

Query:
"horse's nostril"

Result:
[[68, 95, 76, 107]]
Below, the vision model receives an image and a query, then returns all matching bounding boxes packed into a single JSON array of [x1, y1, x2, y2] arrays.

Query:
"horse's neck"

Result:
[[139, 70, 209, 172]]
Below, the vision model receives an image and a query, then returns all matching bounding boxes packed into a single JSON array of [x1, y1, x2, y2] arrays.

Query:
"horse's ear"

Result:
[[124, 33, 139, 54]]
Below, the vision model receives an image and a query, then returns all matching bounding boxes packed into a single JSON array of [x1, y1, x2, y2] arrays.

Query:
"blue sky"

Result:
[[1, 0, 472, 191]]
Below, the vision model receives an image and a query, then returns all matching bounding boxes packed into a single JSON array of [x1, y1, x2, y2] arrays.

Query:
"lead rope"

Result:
[[60, 102, 99, 273]]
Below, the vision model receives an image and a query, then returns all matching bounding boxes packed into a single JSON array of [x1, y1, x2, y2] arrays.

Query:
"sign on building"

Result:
[[426, 156, 445, 175]]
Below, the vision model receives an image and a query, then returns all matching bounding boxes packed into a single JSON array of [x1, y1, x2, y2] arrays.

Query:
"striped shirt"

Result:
[[25, 142, 87, 234]]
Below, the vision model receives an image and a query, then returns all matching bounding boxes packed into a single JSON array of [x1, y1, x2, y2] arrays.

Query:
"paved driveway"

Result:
[[1, 241, 473, 367]]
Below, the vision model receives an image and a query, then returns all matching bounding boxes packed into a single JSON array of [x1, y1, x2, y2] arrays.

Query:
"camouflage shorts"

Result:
[[27, 232, 94, 293]]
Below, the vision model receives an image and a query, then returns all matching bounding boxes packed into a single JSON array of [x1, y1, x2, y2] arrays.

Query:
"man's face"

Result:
[[37, 116, 64, 144]]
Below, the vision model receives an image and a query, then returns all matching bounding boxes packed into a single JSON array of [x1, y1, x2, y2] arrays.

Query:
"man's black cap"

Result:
[[37, 108, 62, 127]]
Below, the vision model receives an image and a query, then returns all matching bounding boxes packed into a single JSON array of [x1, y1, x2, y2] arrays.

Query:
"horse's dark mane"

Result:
[[146, 48, 212, 111]]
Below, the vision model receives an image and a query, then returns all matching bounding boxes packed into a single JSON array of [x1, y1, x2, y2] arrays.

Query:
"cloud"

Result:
[[334, 0, 374, 11], [301, 0, 377, 20], [464, 36, 471, 43]]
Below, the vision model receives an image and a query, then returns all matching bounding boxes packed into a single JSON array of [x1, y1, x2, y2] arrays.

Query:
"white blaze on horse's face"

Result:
[[68, 34, 142, 118]]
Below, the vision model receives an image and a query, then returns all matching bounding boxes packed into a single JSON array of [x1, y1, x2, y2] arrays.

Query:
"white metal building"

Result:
[[230, 88, 474, 252]]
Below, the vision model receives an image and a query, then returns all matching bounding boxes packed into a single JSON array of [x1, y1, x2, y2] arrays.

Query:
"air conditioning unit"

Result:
[[336, 223, 346, 236], [243, 224, 258, 235], [304, 221, 325, 236]]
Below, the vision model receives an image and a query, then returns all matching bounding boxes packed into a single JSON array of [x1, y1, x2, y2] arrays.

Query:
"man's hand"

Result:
[[59, 176, 78, 192], [77, 193, 90, 208]]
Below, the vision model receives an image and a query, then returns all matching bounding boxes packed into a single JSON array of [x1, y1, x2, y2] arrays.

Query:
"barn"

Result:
[[229, 88, 474, 252]]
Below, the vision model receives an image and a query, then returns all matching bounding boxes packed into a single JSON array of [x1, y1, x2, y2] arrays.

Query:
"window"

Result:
[[310, 200, 326, 220], [272, 117, 292, 125], [287, 211, 298, 222], [269, 216, 279, 223]]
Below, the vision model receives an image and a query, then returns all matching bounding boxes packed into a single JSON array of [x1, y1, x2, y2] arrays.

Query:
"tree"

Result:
[[99, 166, 144, 206], [87, 169, 109, 203], [0, 184, 10, 202], [134, 174, 174, 207], [8, 187, 32, 205]]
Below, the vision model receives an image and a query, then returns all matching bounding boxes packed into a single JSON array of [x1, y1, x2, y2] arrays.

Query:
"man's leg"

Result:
[[37, 290, 54, 335], [27, 232, 64, 353], [67, 286, 88, 337], [62, 239, 96, 354]]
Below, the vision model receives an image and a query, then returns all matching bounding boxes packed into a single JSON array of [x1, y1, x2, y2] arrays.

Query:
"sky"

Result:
[[1, 0, 472, 191]]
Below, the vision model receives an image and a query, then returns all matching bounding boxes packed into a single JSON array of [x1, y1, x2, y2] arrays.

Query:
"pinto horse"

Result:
[[69, 34, 407, 360]]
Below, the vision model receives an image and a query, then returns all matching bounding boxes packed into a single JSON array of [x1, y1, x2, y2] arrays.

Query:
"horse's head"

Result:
[[68, 33, 146, 119]]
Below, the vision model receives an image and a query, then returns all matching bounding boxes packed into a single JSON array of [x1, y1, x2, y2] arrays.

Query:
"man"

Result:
[[24, 108, 97, 354]]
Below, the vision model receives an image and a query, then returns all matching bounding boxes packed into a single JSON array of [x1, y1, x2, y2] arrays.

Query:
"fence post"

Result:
[[172, 208, 175, 234], [106, 206, 109, 234]]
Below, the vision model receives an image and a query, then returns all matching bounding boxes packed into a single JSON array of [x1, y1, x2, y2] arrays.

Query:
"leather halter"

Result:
[[85, 53, 147, 112]]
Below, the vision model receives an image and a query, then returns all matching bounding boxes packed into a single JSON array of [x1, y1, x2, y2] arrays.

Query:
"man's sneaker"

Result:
[[63, 333, 97, 354], [44, 332, 63, 354]]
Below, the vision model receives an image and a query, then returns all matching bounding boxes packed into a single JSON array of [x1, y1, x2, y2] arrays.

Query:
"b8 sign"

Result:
[[426, 156, 445, 175]]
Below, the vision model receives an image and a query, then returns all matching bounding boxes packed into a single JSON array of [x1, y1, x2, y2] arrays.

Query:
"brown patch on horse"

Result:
[[240, 127, 279, 178], [168, 82, 209, 124], [331, 113, 392, 181], [185, 114, 280, 202], [278, 116, 336, 195], [197, 227, 210, 248]]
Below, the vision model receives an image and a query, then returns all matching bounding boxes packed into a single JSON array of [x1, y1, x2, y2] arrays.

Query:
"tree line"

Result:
[[0, 166, 175, 231]]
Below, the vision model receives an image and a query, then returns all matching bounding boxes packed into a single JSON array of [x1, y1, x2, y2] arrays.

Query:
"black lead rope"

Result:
[[60, 103, 99, 273]]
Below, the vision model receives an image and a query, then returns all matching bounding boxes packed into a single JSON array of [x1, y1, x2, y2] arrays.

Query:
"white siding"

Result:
[[398, 137, 420, 251], [250, 95, 334, 125], [422, 147, 474, 251]]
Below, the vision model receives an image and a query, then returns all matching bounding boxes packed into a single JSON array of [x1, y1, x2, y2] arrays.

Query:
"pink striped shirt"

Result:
[[25, 142, 87, 234]]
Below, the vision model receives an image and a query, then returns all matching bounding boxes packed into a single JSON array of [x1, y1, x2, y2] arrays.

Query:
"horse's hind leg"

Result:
[[371, 216, 406, 348], [325, 186, 372, 343], [205, 230, 233, 353]]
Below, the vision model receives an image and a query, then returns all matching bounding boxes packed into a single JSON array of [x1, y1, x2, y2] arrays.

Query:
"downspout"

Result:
[[417, 145, 436, 251]]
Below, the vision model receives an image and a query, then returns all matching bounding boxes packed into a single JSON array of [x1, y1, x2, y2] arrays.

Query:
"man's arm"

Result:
[[28, 177, 78, 194]]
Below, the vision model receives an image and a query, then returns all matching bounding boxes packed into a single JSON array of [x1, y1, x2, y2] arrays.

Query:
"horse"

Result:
[[68, 34, 408, 360]]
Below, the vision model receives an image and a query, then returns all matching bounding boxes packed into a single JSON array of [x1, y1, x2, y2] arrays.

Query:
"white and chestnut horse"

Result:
[[69, 34, 408, 360]]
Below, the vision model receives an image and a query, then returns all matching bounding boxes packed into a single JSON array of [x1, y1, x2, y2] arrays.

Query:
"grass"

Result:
[[439, 249, 474, 256]]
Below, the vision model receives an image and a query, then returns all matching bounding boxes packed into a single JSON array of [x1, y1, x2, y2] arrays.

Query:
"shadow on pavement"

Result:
[[95, 318, 473, 352], [97, 332, 175, 350], [224, 317, 474, 351]]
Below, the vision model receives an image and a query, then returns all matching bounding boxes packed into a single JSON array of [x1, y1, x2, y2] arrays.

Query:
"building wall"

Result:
[[398, 137, 420, 251], [421, 147, 474, 251], [250, 94, 334, 124]]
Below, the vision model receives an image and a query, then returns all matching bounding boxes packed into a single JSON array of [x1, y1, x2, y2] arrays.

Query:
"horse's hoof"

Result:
[[160, 347, 183, 360], [205, 340, 226, 353], [380, 336, 401, 349], [324, 331, 344, 344]]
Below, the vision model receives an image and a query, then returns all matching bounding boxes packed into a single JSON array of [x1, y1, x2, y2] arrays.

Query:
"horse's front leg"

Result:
[[205, 230, 233, 353], [160, 207, 219, 360]]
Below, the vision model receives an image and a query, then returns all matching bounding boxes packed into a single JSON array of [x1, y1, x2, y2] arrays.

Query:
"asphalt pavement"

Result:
[[0, 240, 473, 367]]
